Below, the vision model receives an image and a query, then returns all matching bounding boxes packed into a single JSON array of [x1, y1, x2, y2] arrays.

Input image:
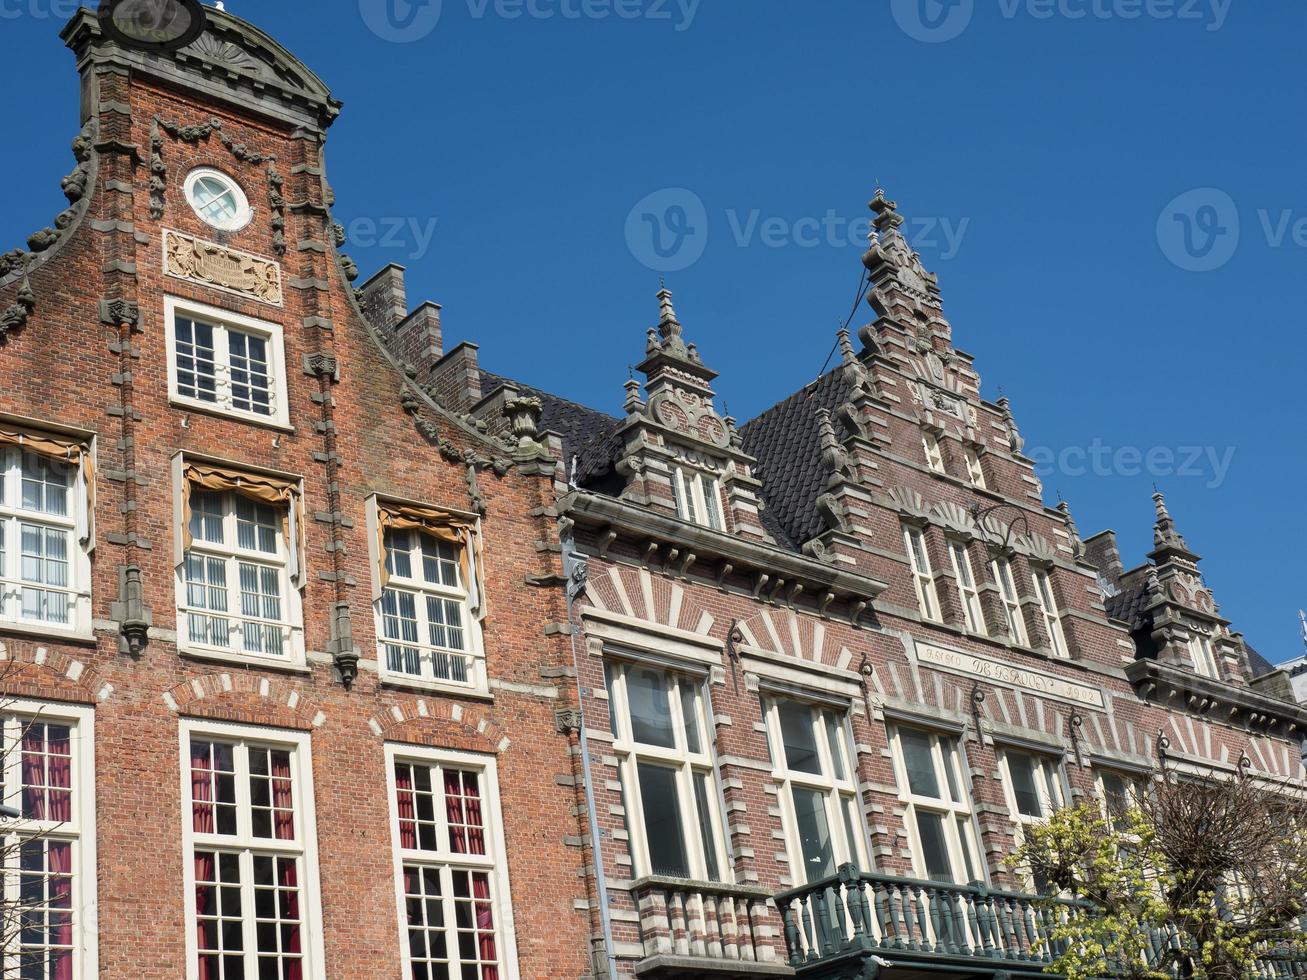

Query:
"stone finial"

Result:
[[837, 327, 857, 366], [653, 285, 689, 357], [817, 408, 853, 488], [1057, 500, 1084, 560], [869, 186, 903, 234], [996, 397, 1025, 455], [623, 378, 644, 416], [504, 395, 544, 453], [1150, 491, 1196, 561]]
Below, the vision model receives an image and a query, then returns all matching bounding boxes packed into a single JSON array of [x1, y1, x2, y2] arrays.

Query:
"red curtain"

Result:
[[21, 724, 46, 820], [445, 770, 467, 854], [464, 774, 486, 857], [271, 752, 295, 841], [396, 765, 418, 850], [191, 742, 214, 834], [48, 726, 72, 823], [472, 872, 499, 980], [281, 859, 303, 980], [194, 852, 216, 980], [48, 841, 73, 980]]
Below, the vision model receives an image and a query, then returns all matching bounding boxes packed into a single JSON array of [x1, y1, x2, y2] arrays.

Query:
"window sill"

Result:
[[169, 396, 294, 434], [0, 620, 97, 645], [377, 672, 494, 701], [178, 645, 311, 674]]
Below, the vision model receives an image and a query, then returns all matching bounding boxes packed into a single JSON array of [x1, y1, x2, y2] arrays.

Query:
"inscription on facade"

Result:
[[164, 230, 283, 306], [915, 641, 1106, 709]]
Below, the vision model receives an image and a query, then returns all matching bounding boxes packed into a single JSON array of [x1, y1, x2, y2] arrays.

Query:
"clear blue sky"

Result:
[[4, 0, 1304, 664]]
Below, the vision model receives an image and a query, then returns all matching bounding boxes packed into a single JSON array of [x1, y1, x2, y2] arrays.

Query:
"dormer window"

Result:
[[1190, 632, 1221, 679], [964, 447, 986, 488], [672, 467, 723, 531]]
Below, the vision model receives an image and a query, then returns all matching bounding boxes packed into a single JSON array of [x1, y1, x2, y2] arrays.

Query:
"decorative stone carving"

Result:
[[504, 396, 544, 451], [303, 352, 339, 380], [99, 299, 140, 330], [996, 396, 1025, 454], [164, 230, 283, 305], [0, 277, 36, 343]]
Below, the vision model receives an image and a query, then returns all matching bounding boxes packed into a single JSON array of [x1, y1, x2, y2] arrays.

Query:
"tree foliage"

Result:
[[1016, 771, 1307, 980]]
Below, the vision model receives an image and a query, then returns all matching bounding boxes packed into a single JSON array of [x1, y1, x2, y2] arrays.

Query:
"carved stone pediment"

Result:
[[163, 230, 282, 306]]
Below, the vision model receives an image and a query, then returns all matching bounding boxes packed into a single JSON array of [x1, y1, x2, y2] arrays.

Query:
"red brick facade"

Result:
[[1, 8, 1303, 980]]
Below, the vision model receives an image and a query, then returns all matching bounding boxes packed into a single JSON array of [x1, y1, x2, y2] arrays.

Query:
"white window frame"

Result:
[[367, 500, 487, 695], [887, 725, 983, 885], [763, 696, 868, 884], [384, 744, 520, 980], [179, 719, 326, 980], [964, 446, 986, 488], [184, 167, 255, 232], [903, 525, 941, 622], [1095, 768, 1146, 832], [948, 541, 986, 634], [999, 748, 1069, 831], [1032, 568, 1068, 657], [671, 466, 724, 532], [605, 659, 732, 883], [0, 699, 97, 979], [992, 557, 1028, 646], [164, 295, 290, 428], [0, 446, 93, 638], [1189, 632, 1221, 679], [174, 480, 305, 669], [922, 432, 945, 474]]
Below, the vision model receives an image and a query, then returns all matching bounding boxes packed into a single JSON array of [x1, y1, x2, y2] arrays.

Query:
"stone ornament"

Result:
[[164, 229, 283, 306]]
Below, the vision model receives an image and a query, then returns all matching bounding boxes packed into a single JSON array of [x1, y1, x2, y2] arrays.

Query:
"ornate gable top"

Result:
[[62, 6, 340, 132], [1149, 491, 1200, 564], [862, 187, 942, 311]]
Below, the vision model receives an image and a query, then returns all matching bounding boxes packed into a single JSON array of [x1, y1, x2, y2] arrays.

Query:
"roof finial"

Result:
[[837, 326, 856, 366], [1151, 490, 1194, 559]]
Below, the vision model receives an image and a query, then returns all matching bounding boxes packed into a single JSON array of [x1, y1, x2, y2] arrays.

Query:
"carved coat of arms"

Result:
[[164, 230, 283, 306]]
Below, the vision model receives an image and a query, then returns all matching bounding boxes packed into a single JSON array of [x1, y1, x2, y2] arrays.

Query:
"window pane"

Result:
[[190, 491, 226, 545], [915, 811, 955, 882], [229, 330, 272, 416], [420, 536, 461, 589], [792, 787, 836, 882], [899, 730, 941, 799], [626, 669, 676, 749], [20, 451, 71, 516], [841, 795, 863, 868], [691, 771, 722, 882], [385, 530, 414, 580], [1007, 754, 1044, 817], [381, 589, 421, 676], [700, 475, 723, 531], [603, 662, 619, 736], [176, 316, 218, 403], [636, 763, 689, 878], [679, 683, 703, 755], [778, 701, 822, 775], [824, 713, 848, 781]]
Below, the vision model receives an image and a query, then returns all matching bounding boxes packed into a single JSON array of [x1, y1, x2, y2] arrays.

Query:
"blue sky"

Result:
[[4, 0, 1305, 664]]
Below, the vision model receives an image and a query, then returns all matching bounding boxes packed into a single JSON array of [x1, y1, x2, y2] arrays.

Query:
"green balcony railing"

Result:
[[774, 865, 1307, 978]]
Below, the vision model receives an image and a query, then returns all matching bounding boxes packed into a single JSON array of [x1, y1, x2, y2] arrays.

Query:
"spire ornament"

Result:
[[1149, 491, 1200, 563]]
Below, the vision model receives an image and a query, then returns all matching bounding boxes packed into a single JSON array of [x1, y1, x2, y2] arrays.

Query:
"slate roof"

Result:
[[1105, 578, 1152, 631], [479, 372, 624, 486], [1245, 643, 1279, 680], [739, 367, 858, 552]]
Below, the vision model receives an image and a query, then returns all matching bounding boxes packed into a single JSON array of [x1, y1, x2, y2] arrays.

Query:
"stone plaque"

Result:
[[163, 230, 283, 306], [915, 641, 1105, 709]]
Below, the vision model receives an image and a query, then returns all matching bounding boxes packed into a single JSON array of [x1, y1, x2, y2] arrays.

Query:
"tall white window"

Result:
[[1000, 750, 1068, 829], [964, 447, 986, 488], [903, 526, 940, 622], [604, 661, 729, 882], [165, 296, 289, 427], [763, 698, 867, 883], [888, 726, 982, 884], [179, 488, 303, 665], [0, 702, 97, 979], [380, 530, 481, 690], [991, 557, 1028, 646], [0, 446, 91, 635], [921, 433, 945, 474], [1095, 769, 1146, 832], [182, 722, 324, 980], [948, 542, 986, 634], [387, 746, 517, 980], [672, 467, 723, 532], [1032, 568, 1068, 657], [1189, 633, 1221, 679]]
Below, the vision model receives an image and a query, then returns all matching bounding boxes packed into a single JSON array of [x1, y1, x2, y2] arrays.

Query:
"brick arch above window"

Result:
[[162, 672, 326, 731], [733, 608, 854, 671], [582, 565, 716, 639], [0, 639, 106, 705], [368, 699, 510, 756]]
